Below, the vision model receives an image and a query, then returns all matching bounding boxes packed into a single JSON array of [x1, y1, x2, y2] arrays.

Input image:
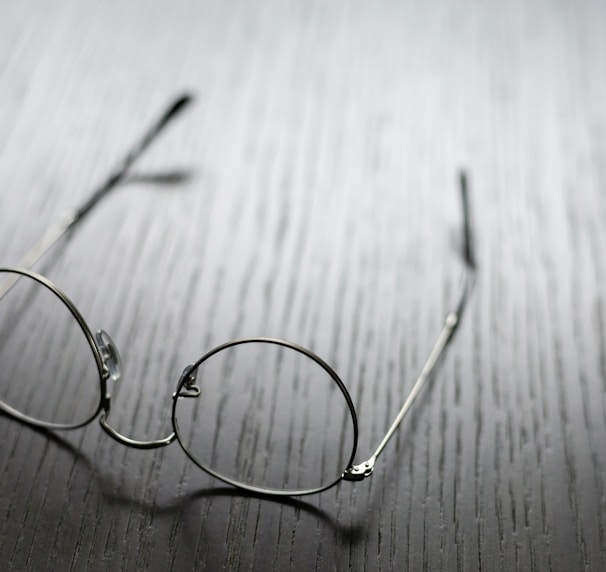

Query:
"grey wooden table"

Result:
[[1, 0, 605, 570]]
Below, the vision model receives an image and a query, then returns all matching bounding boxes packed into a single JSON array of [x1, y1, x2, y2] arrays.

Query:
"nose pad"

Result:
[[177, 364, 200, 397], [96, 329, 122, 382]]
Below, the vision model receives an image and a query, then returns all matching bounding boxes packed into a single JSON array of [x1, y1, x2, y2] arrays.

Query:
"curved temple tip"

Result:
[[458, 169, 476, 270], [458, 169, 468, 192], [167, 93, 195, 118]]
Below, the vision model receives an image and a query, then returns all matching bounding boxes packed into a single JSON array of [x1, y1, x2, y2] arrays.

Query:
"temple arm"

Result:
[[0, 94, 193, 300], [344, 172, 476, 481]]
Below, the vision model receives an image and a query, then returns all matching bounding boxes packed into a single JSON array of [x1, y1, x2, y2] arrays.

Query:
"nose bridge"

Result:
[[94, 329, 176, 449]]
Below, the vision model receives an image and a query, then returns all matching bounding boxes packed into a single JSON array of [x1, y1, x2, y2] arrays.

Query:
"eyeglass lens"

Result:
[[173, 340, 357, 494], [0, 270, 101, 427]]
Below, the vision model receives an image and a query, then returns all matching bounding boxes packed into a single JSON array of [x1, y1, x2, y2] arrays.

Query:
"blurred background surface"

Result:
[[1, 0, 605, 569]]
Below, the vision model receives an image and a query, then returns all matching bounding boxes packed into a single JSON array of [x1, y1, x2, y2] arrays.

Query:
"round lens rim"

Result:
[[0, 267, 106, 430], [172, 337, 359, 496]]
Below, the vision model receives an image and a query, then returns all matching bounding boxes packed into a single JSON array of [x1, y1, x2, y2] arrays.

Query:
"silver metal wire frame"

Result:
[[0, 91, 476, 495], [172, 337, 359, 496]]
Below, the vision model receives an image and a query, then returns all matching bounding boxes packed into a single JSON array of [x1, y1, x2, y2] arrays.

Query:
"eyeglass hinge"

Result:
[[343, 456, 376, 481]]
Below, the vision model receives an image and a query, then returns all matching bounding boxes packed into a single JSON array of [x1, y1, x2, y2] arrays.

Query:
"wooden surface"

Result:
[[1, 0, 606, 569]]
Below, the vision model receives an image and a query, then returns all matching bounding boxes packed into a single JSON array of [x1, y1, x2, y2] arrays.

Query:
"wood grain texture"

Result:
[[1, 0, 606, 569]]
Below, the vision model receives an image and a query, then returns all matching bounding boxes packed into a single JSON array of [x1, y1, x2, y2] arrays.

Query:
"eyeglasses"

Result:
[[0, 94, 476, 497]]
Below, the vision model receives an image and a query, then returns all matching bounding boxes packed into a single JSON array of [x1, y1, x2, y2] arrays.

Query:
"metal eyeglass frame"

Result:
[[0, 94, 476, 496]]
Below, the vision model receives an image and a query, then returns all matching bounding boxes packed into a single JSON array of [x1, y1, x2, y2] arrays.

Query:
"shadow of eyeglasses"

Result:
[[1, 416, 369, 539]]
